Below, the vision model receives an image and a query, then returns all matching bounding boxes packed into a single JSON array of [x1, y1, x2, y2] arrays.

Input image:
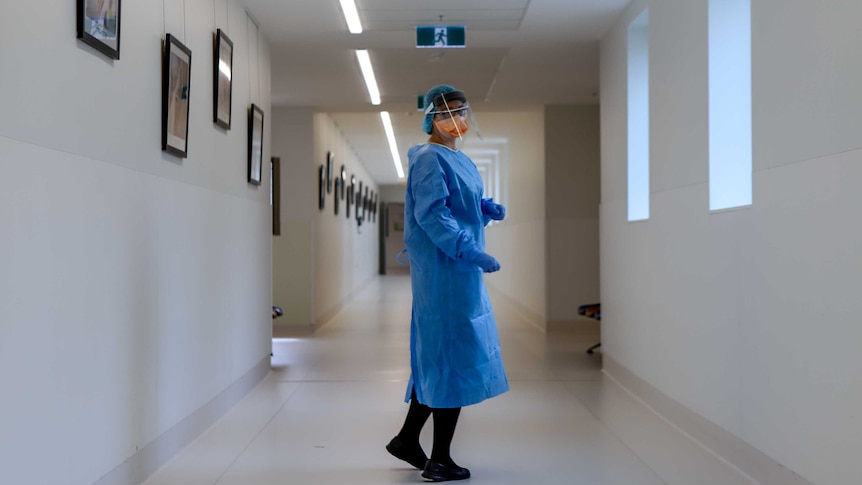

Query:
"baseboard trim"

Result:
[[92, 356, 272, 485], [603, 357, 813, 485], [546, 318, 601, 335], [314, 274, 376, 332], [485, 283, 547, 332]]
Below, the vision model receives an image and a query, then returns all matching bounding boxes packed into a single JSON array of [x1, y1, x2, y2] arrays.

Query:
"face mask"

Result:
[[434, 116, 469, 138]]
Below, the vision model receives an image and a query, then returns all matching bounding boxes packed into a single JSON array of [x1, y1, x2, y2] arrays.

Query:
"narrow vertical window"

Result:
[[628, 10, 650, 221], [709, 0, 752, 210]]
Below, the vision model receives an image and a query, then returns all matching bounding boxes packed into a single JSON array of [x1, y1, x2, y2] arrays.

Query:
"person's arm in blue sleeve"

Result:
[[481, 200, 492, 226], [481, 198, 506, 225], [410, 154, 470, 259], [410, 154, 500, 272]]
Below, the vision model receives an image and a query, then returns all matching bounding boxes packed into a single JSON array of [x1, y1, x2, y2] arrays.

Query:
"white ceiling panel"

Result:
[[486, 44, 601, 105], [364, 20, 523, 32], [358, 0, 531, 10], [362, 8, 526, 22], [243, 0, 632, 185], [372, 47, 509, 106]]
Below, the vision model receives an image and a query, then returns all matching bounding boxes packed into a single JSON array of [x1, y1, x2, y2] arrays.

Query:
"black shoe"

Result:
[[386, 436, 428, 470], [421, 460, 471, 482]]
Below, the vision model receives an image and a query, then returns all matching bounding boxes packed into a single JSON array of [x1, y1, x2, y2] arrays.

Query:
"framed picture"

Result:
[[340, 165, 346, 199], [363, 186, 370, 219], [333, 178, 340, 216], [272, 158, 281, 235], [162, 34, 192, 158], [318, 165, 326, 211], [77, 0, 121, 60], [248, 104, 264, 185], [326, 152, 334, 193], [347, 175, 356, 218], [356, 181, 364, 222], [213, 29, 233, 129]]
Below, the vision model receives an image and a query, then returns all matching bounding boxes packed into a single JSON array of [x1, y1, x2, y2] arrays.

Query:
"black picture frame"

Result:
[[326, 152, 334, 193], [213, 29, 233, 129], [363, 186, 370, 220], [347, 175, 356, 218], [334, 178, 340, 215], [272, 157, 281, 235], [162, 34, 192, 158], [248, 104, 264, 185], [318, 165, 326, 211], [356, 181, 364, 222], [77, 0, 121, 60], [340, 165, 346, 200]]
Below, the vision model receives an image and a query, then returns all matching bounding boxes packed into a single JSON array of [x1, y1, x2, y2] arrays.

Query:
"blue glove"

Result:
[[482, 198, 506, 221], [463, 246, 501, 273]]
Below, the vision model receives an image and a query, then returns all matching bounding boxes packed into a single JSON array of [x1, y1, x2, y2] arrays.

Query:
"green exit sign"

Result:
[[416, 26, 466, 48]]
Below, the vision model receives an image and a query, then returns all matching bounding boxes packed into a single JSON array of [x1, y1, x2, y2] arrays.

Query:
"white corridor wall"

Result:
[[312, 114, 379, 326], [0, 1, 272, 484], [270, 109, 379, 329], [600, 1, 862, 484], [478, 110, 547, 327]]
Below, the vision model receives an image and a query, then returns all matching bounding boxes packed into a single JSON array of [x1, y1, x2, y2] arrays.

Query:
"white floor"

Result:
[[143, 275, 755, 485]]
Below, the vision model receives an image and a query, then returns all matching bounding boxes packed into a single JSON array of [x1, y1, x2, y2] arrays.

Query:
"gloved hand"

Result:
[[482, 198, 506, 221], [463, 246, 501, 273]]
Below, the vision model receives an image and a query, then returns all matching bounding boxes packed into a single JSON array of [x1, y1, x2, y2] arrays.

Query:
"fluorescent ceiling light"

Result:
[[339, 0, 363, 34], [380, 111, 404, 179], [356, 50, 381, 105]]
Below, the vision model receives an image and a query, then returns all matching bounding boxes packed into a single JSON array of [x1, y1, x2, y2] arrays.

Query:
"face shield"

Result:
[[425, 90, 483, 143]]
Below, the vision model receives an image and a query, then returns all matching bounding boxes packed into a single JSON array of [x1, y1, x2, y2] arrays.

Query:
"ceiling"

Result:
[[244, 0, 631, 184]]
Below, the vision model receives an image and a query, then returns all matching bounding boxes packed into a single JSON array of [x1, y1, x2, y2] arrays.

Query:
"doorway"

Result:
[[380, 202, 408, 274]]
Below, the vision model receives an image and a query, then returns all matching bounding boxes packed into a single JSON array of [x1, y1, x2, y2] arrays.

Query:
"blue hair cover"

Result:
[[422, 84, 460, 134]]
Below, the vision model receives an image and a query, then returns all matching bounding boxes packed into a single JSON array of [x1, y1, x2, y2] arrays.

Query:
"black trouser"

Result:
[[397, 389, 462, 465]]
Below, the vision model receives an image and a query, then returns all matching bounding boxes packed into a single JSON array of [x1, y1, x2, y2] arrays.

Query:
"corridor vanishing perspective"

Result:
[[144, 275, 753, 485]]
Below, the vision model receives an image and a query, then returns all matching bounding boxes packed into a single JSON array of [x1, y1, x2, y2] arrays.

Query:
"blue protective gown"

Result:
[[403, 143, 509, 408]]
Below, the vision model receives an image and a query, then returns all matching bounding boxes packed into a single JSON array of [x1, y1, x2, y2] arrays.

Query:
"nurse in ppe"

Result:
[[386, 84, 509, 482]]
